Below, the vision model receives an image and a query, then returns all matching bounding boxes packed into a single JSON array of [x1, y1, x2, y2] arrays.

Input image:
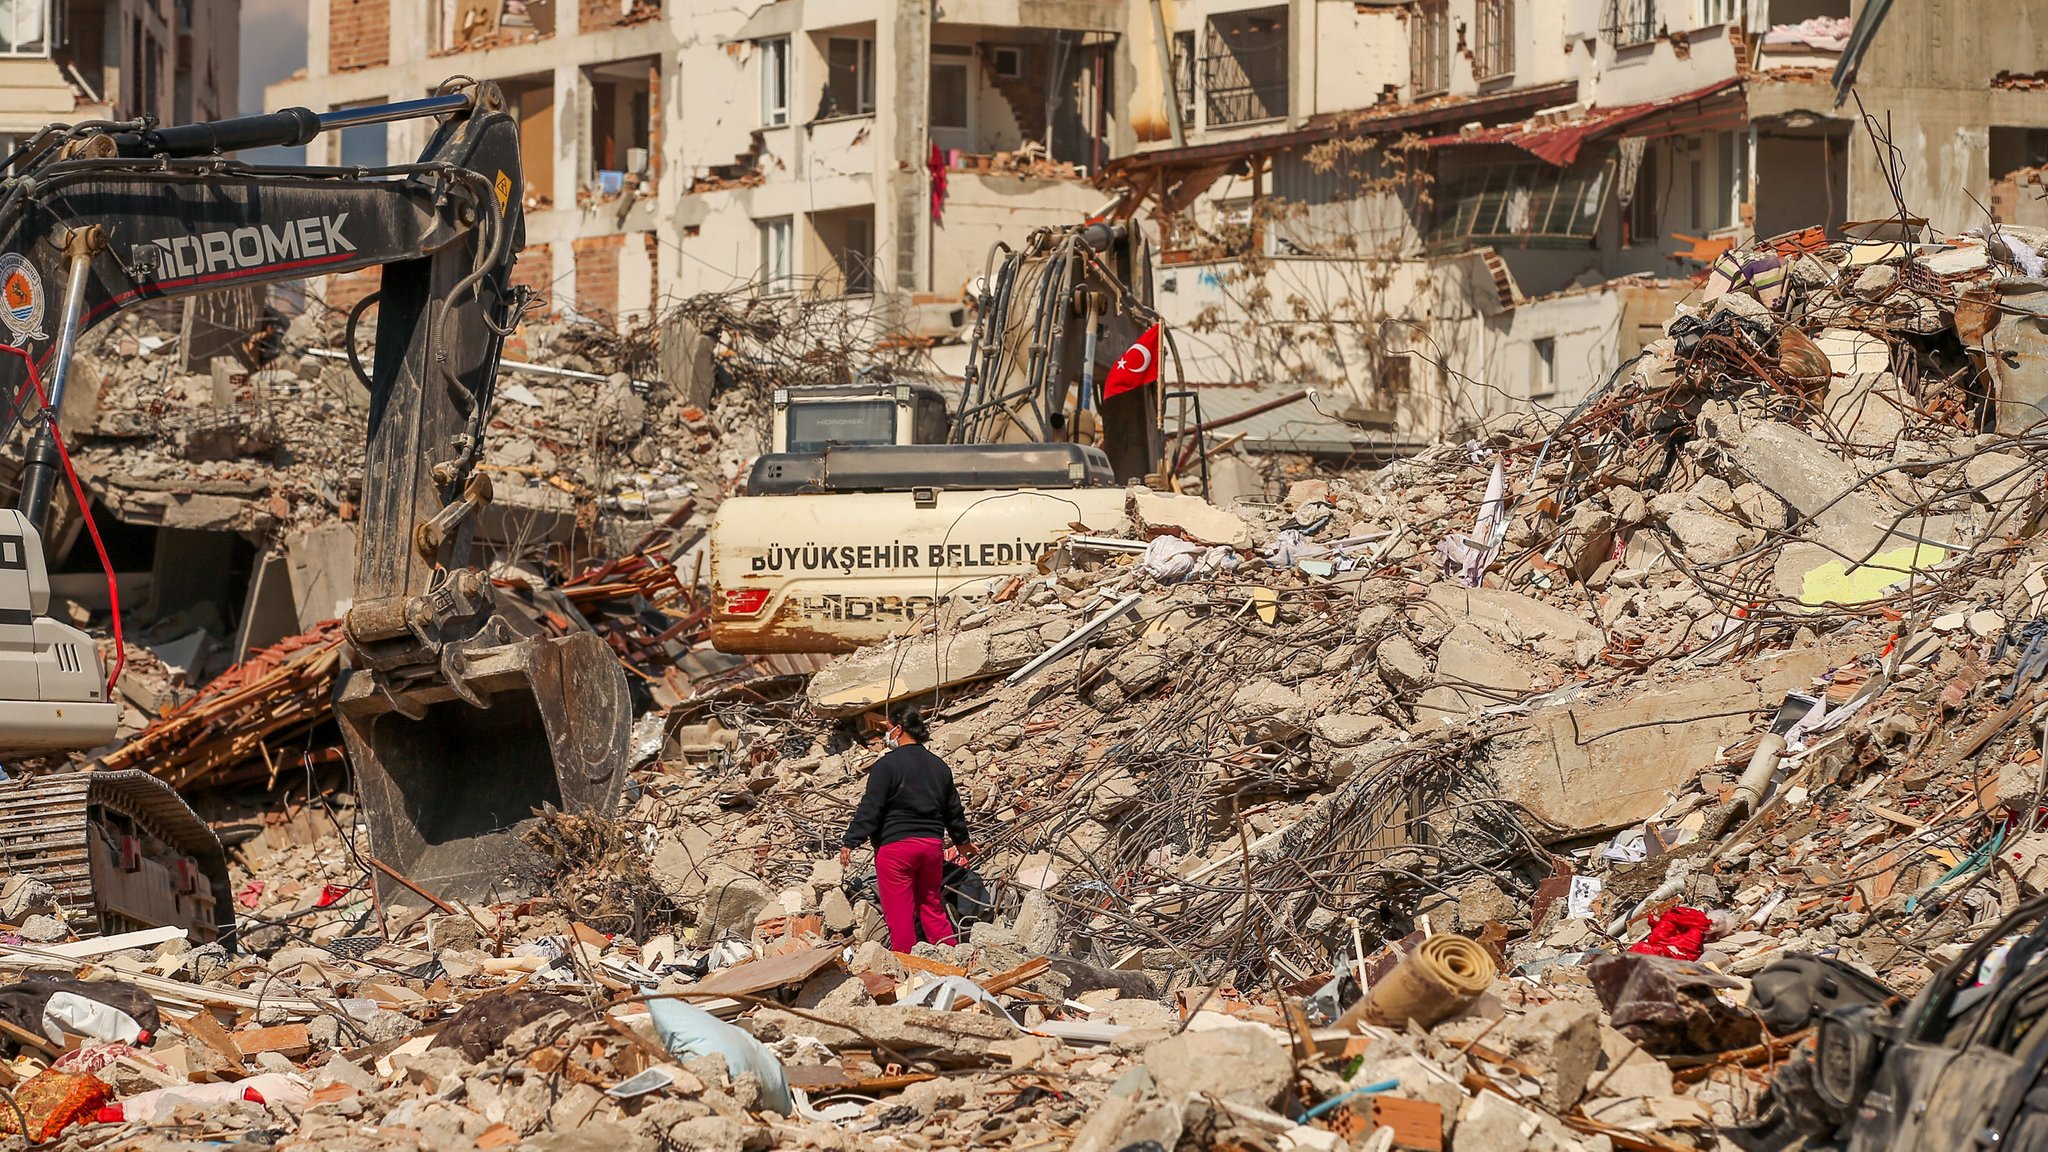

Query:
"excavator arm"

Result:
[[0, 82, 630, 907]]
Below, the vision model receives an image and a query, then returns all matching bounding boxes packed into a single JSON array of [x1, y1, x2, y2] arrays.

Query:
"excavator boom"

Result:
[[0, 83, 631, 909]]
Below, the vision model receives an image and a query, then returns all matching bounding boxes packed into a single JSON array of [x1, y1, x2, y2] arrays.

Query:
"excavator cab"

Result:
[[0, 83, 630, 907], [0, 510, 118, 757]]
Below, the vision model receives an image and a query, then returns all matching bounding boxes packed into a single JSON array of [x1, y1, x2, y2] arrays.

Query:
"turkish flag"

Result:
[[1102, 323, 1160, 399]]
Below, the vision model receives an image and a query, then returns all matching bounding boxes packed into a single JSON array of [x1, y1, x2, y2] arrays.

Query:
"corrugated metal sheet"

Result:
[[1424, 78, 1745, 167]]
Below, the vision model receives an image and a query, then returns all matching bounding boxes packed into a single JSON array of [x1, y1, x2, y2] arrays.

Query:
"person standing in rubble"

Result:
[[839, 709, 976, 952]]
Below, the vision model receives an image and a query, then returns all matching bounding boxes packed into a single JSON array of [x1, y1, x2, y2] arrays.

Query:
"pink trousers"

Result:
[[875, 837, 956, 952]]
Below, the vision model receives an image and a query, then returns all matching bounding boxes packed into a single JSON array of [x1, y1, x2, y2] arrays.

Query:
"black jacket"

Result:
[[842, 743, 970, 849]]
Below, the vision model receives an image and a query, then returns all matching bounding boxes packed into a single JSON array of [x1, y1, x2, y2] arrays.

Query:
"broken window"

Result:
[[930, 43, 973, 151], [587, 58, 656, 197], [1429, 157, 1613, 253], [1203, 7, 1287, 126], [1376, 355, 1412, 396], [1991, 127, 2048, 181], [1695, 0, 1744, 24], [1628, 142, 1659, 244], [1411, 0, 1450, 97], [501, 74, 554, 209], [432, 0, 553, 53], [819, 209, 874, 296], [1474, 0, 1514, 81], [758, 217, 792, 293], [1531, 337, 1556, 399], [1171, 30, 1196, 131], [0, 0, 47, 55], [1605, 0, 1658, 47], [824, 36, 875, 117], [760, 36, 789, 127]]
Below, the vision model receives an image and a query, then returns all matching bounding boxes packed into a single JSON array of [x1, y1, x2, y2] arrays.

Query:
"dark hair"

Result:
[[892, 708, 930, 743]]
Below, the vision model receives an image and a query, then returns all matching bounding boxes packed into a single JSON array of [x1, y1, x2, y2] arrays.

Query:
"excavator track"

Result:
[[0, 771, 233, 945]]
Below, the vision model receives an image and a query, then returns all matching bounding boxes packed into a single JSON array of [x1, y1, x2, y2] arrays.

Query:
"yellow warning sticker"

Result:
[[493, 170, 512, 212]]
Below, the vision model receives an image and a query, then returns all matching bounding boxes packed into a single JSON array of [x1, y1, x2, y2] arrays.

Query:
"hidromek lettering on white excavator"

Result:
[[132, 214, 356, 280]]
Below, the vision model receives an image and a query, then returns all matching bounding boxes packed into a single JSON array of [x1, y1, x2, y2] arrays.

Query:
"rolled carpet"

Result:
[[1338, 933, 1498, 1031]]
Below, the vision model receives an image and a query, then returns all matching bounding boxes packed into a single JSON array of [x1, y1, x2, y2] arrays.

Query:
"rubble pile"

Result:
[[6, 224, 2048, 1151]]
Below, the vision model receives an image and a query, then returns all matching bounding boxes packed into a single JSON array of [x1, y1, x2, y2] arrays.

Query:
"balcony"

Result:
[[1192, 6, 1288, 130]]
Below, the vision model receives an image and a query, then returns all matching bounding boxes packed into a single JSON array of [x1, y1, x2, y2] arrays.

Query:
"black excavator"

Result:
[[0, 80, 631, 925]]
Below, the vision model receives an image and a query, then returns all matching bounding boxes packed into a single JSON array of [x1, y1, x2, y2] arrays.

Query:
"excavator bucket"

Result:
[[334, 630, 631, 908]]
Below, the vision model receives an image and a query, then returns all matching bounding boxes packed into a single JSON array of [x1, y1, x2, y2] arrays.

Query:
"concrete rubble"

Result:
[[5, 226, 2048, 1148]]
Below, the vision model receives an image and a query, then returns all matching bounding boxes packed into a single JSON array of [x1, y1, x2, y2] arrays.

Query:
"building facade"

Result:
[[264, 0, 2048, 444], [267, 0, 1130, 332], [0, 0, 237, 158], [1102, 0, 2048, 447]]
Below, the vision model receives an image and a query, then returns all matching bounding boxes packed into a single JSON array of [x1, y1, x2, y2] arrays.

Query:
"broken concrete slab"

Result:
[[1495, 641, 1850, 834], [284, 521, 357, 631], [807, 626, 1030, 716], [1823, 371, 1909, 450], [748, 1005, 1017, 1066], [1420, 584, 1602, 666], [1724, 421, 1894, 558], [1495, 1001, 1601, 1112], [1375, 633, 1431, 691], [1142, 1026, 1292, 1108], [1131, 489, 1252, 549], [1412, 625, 1540, 728], [1663, 507, 1753, 564]]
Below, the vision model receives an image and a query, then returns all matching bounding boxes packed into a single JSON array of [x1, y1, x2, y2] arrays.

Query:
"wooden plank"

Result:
[[174, 1011, 244, 1065], [978, 957, 1050, 995], [895, 952, 968, 978], [233, 1023, 311, 1058], [692, 945, 840, 997], [37, 926, 188, 957], [784, 1065, 936, 1093], [0, 1016, 59, 1057]]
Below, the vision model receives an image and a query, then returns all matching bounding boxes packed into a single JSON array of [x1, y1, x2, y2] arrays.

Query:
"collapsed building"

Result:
[[0, 171, 2040, 1150], [0, 3, 2045, 1149]]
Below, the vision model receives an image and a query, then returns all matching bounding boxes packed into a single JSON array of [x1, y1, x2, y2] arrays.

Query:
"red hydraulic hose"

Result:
[[0, 344, 124, 696]]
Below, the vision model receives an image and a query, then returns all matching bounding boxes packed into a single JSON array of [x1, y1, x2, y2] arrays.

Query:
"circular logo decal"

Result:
[[0, 254, 47, 347]]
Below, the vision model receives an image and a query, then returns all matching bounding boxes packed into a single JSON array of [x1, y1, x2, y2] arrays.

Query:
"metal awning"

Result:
[[1422, 78, 1746, 167]]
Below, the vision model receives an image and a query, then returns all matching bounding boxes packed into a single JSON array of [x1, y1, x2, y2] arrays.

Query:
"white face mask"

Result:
[[884, 728, 901, 749]]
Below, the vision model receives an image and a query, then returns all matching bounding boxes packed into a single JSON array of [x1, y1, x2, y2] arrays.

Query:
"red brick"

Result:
[[328, 0, 390, 72], [571, 234, 623, 322], [324, 268, 380, 315]]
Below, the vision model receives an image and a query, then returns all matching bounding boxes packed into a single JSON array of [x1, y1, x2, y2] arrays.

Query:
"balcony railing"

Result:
[[1202, 42, 1287, 127]]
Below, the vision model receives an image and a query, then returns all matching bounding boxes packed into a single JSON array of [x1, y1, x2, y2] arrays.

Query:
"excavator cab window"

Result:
[[787, 400, 896, 452]]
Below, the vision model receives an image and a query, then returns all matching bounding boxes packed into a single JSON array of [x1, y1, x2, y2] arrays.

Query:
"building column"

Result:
[[880, 0, 931, 296]]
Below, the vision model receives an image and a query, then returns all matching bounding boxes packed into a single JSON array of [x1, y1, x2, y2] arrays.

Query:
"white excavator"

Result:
[[0, 82, 633, 938], [708, 220, 1175, 654]]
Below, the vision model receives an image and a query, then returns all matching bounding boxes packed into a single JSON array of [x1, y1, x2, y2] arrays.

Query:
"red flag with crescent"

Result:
[[1102, 323, 1160, 399]]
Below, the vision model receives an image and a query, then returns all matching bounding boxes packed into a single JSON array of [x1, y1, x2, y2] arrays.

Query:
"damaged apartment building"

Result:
[[265, 0, 1132, 336], [0, 0, 237, 155], [1107, 0, 2048, 456]]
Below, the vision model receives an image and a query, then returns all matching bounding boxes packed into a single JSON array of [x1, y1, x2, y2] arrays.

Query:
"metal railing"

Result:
[[1604, 0, 1658, 47], [1202, 42, 1287, 126]]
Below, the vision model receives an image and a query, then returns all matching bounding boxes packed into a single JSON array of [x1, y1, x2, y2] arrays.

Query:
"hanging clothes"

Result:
[[929, 141, 949, 222]]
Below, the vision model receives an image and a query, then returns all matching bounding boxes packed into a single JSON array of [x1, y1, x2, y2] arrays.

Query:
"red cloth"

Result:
[[875, 836, 956, 952], [0, 1070, 109, 1141], [1629, 906, 1711, 961], [928, 142, 949, 223], [1103, 323, 1161, 399]]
